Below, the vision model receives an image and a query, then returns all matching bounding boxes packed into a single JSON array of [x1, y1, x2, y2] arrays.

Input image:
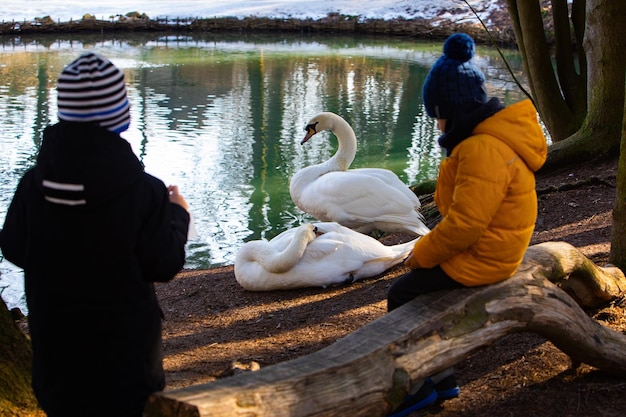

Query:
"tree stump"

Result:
[[144, 241, 626, 417]]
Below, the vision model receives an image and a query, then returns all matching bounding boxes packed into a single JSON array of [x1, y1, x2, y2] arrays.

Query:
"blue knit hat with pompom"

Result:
[[422, 33, 488, 119]]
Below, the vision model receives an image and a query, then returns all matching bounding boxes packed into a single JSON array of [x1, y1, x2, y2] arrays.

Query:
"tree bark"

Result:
[[145, 241, 626, 417], [610, 85, 626, 269]]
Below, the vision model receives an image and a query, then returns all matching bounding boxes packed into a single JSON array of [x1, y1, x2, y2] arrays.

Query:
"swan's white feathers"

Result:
[[298, 170, 424, 223], [290, 112, 430, 236], [236, 224, 316, 275], [354, 167, 424, 209], [234, 222, 417, 291]]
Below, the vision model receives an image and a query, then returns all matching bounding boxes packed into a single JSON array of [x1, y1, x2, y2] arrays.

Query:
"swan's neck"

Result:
[[251, 226, 314, 274], [290, 114, 358, 202], [330, 117, 357, 171]]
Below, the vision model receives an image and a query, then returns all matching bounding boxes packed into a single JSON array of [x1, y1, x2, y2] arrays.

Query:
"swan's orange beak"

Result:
[[301, 122, 318, 144]]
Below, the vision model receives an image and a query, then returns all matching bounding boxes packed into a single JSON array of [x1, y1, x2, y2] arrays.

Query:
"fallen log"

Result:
[[145, 241, 626, 417]]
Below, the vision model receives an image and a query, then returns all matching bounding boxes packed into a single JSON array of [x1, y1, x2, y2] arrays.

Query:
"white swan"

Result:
[[289, 112, 430, 236], [234, 222, 418, 291]]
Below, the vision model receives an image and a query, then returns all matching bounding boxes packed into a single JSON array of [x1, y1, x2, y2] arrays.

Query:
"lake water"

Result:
[[0, 32, 530, 311]]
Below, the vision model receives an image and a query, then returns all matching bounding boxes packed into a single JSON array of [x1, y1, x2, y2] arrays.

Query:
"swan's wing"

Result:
[[300, 238, 373, 281], [299, 171, 424, 225], [314, 223, 418, 260], [303, 228, 396, 264], [300, 230, 411, 283], [314, 222, 395, 252], [352, 168, 422, 208]]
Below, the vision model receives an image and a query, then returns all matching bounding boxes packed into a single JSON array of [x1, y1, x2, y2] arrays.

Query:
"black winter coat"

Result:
[[0, 122, 189, 417]]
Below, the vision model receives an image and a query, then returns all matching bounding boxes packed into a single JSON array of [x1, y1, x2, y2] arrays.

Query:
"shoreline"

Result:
[[1, 15, 519, 46]]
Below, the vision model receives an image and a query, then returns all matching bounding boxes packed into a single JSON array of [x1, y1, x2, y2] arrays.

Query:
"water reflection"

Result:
[[0, 33, 529, 310]]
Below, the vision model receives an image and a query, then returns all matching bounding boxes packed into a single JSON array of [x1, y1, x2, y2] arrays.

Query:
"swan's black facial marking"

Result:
[[301, 121, 319, 144], [304, 121, 319, 134]]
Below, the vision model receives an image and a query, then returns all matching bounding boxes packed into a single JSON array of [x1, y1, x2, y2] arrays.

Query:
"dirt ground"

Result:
[[155, 156, 626, 416]]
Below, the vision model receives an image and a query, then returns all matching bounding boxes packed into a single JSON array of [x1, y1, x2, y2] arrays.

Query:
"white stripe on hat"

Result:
[[57, 52, 131, 133]]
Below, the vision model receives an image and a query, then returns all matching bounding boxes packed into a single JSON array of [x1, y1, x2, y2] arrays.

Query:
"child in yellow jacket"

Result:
[[387, 33, 547, 417]]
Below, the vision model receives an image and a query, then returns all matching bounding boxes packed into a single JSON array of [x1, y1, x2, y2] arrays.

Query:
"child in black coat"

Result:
[[0, 52, 190, 417]]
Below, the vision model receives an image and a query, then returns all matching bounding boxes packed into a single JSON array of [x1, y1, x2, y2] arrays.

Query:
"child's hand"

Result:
[[167, 185, 189, 211], [404, 250, 422, 269]]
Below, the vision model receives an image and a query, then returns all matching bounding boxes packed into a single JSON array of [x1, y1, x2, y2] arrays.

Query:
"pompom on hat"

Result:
[[57, 52, 130, 133], [422, 33, 488, 119]]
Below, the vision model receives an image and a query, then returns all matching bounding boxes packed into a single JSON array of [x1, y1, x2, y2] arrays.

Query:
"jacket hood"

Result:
[[474, 99, 547, 172], [34, 121, 144, 208]]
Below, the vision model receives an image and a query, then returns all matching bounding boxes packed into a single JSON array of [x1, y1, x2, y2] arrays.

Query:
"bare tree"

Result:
[[506, 0, 626, 170]]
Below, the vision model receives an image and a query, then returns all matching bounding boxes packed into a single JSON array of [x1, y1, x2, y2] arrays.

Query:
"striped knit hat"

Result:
[[57, 52, 130, 133]]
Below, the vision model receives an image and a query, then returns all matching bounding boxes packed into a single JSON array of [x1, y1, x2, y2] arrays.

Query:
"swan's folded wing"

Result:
[[303, 232, 396, 264], [302, 171, 420, 220], [352, 167, 422, 208]]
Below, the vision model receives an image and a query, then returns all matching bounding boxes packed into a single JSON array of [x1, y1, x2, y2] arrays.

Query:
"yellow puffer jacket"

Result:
[[408, 99, 548, 286]]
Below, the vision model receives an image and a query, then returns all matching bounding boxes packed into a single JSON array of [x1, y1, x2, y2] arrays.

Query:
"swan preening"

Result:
[[234, 222, 418, 291], [289, 112, 430, 236]]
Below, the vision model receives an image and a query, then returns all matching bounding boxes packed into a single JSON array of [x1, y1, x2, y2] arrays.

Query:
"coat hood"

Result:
[[34, 121, 144, 208], [474, 99, 547, 172]]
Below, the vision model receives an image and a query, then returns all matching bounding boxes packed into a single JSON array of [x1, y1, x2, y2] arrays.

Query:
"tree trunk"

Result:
[[505, 0, 584, 142], [144, 241, 626, 417], [610, 86, 626, 269], [541, 0, 626, 171], [0, 299, 40, 416], [506, 0, 625, 172]]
